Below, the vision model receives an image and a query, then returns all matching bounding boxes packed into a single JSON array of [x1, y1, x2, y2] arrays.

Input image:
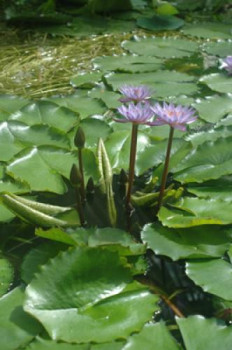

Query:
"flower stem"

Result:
[[78, 148, 85, 204], [126, 123, 138, 210], [136, 275, 185, 318], [156, 126, 174, 213]]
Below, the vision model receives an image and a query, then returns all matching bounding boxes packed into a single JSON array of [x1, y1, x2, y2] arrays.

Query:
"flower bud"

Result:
[[74, 127, 85, 149]]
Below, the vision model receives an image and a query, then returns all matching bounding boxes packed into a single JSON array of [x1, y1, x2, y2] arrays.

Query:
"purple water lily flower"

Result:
[[115, 102, 156, 125], [119, 85, 152, 103], [150, 102, 197, 131], [221, 56, 232, 75]]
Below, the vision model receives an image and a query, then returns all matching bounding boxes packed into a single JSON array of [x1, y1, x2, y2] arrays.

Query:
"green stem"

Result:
[[78, 148, 85, 204], [156, 126, 174, 213], [126, 123, 138, 210], [75, 187, 85, 226]]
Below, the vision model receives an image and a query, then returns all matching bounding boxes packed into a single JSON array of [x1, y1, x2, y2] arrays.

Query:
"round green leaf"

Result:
[[80, 117, 112, 148], [70, 72, 103, 88], [158, 197, 232, 227], [21, 242, 67, 284], [9, 101, 78, 132], [173, 136, 232, 183], [7, 121, 70, 149], [48, 94, 106, 119], [0, 287, 41, 350], [177, 316, 232, 350], [137, 15, 184, 31], [182, 22, 232, 39], [7, 147, 67, 194], [141, 223, 230, 260], [200, 73, 232, 94], [193, 95, 232, 124], [105, 71, 198, 98], [122, 37, 199, 58], [25, 247, 158, 343], [89, 88, 121, 109], [0, 95, 29, 120], [0, 258, 14, 297], [0, 121, 23, 161], [122, 322, 180, 350], [187, 177, 232, 202], [186, 259, 232, 300], [93, 55, 163, 73], [203, 41, 232, 58]]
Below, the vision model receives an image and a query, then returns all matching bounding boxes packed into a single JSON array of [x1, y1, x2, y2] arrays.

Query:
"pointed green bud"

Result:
[[119, 169, 128, 184], [70, 164, 82, 187], [86, 177, 94, 194], [74, 127, 85, 149]]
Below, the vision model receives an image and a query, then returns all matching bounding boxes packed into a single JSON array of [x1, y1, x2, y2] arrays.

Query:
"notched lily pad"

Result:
[[122, 37, 199, 58], [25, 247, 158, 343]]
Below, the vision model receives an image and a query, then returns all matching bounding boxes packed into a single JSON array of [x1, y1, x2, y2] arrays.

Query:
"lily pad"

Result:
[[193, 95, 232, 124], [122, 322, 180, 350], [0, 287, 41, 350], [0, 258, 14, 297], [93, 55, 163, 73], [25, 247, 158, 343], [9, 101, 79, 132], [141, 223, 230, 260], [48, 94, 106, 119], [182, 22, 232, 39], [122, 37, 199, 58], [137, 14, 184, 31], [89, 88, 121, 109], [6, 147, 68, 194], [158, 197, 232, 227], [203, 41, 232, 58], [177, 316, 232, 350], [186, 259, 232, 300], [70, 72, 103, 88], [173, 136, 232, 183], [200, 73, 232, 94], [0, 95, 29, 120], [187, 177, 232, 202], [105, 71, 198, 98]]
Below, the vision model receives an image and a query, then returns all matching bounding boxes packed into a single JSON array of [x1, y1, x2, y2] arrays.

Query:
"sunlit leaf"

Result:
[[200, 73, 232, 94], [48, 94, 106, 119], [122, 37, 199, 58], [177, 316, 232, 350], [0, 95, 29, 120], [122, 322, 181, 350], [193, 95, 232, 124], [203, 41, 232, 58], [187, 177, 232, 202], [9, 101, 78, 132], [182, 22, 232, 39], [70, 72, 103, 88], [25, 247, 158, 343], [158, 197, 232, 227], [93, 55, 163, 73], [141, 223, 230, 260], [173, 137, 232, 183], [186, 259, 232, 300], [0, 287, 41, 350], [7, 147, 68, 194], [105, 71, 198, 98]]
